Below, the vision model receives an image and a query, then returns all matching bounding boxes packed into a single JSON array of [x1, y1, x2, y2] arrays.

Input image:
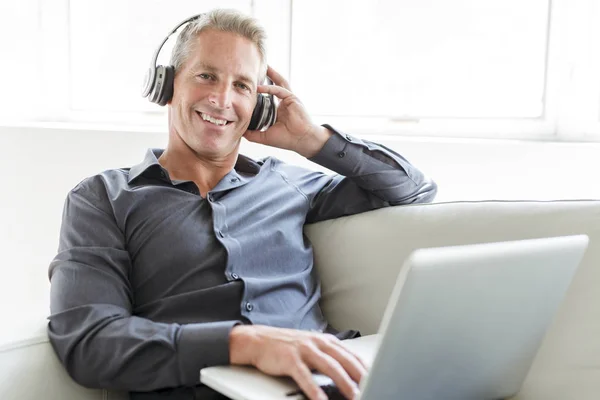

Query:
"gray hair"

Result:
[[170, 9, 268, 81]]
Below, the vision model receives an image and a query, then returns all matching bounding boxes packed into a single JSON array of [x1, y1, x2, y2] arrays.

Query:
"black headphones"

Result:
[[141, 13, 277, 131]]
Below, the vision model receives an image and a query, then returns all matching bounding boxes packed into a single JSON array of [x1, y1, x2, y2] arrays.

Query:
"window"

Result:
[[3, 0, 600, 140], [13, 0, 290, 128], [292, 0, 548, 119], [549, 0, 600, 139], [68, 0, 252, 114], [1, 0, 41, 120]]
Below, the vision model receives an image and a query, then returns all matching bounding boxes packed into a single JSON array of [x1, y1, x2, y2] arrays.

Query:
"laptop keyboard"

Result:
[[320, 383, 346, 399], [287, 383, 346, 400]]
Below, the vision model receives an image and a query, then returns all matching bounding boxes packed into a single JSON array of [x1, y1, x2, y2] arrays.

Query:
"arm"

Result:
[[303, 123, 437, 222], [48, 181, 241, 391], [244, 66, 436, 224]]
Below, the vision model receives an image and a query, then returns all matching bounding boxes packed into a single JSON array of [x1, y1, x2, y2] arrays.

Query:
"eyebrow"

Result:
[[195, 62, 256, 89]]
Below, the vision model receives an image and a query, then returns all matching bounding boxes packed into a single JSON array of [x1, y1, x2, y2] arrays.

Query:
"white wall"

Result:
[[1, 124, 599, 342]]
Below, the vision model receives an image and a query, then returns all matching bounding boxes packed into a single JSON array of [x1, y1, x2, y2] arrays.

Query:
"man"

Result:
[[48, 8, 436, 400]]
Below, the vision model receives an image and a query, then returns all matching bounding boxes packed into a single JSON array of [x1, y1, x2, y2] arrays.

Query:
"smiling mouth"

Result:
[[196, 111, 232, 126]]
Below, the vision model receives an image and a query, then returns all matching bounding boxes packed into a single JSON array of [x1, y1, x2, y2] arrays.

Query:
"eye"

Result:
[[235, 82, 251, 92], [197, 73, 213, 80]]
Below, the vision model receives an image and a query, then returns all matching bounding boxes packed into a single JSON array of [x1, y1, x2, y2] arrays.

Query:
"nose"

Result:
[[208, 83, 233, 109]]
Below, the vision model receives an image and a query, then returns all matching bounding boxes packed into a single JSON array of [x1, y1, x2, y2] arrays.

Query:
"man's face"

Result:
[[169, 29, 262, 158]]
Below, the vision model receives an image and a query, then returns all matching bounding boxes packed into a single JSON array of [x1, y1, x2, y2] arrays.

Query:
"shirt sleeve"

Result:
[[300, 124, 437, 223], [47, 180, 242, 391]]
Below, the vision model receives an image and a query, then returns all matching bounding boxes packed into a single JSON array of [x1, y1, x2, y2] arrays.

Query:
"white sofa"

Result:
[[1, 200, 599, 399]]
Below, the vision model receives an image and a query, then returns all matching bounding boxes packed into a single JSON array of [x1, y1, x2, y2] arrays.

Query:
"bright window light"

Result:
[[291, 0, 549, 119]]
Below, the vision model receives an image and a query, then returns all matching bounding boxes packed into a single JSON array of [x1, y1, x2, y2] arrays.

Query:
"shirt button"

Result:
[[345, 134, 353, 141], [245, 302, 254, 312], [160, 170, 167, 178], [231, 273, 239, 280], [338, 151, 346, 158], [230, 177, 239, 183], [217, 230, 225, 238]]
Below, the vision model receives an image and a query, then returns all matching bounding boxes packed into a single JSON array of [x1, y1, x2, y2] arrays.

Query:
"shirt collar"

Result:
[[128, 148, 263, 184]]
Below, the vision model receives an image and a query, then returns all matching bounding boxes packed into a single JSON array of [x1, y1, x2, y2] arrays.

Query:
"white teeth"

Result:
[[200, 112, 227, 126]]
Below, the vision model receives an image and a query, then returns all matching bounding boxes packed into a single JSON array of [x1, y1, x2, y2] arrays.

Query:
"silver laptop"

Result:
[[200, 235, 588, 400]]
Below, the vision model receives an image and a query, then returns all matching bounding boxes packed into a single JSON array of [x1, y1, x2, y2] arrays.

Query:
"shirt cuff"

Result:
[[308, 124, 364, 177], [176, 320, 243, 386]]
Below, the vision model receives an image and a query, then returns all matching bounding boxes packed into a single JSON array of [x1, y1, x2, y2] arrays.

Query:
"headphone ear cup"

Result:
[[149, 65, 170, 105], [249, 92, 264, 131], [157, 66, 175, 106]]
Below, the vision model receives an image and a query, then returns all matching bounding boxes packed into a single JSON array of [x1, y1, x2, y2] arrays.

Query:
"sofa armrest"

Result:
[[0, 325, 127, 400]]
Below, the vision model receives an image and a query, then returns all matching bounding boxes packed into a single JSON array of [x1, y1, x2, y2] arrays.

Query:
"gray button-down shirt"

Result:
[[48, 125, 436, 398]]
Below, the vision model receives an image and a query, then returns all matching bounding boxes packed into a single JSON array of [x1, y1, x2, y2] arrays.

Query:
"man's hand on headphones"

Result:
[[243, 66, 333, 158]]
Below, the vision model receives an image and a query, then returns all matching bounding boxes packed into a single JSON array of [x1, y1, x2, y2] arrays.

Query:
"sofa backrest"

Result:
[[305, 200, 600, 400]]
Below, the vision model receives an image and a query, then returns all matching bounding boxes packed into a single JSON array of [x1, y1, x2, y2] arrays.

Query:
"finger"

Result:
[[257, 83, 293, 100], [317, 338, 368, 385], [267, 65, 291, 90], [290, 362, 328, 400], [330, 338, 370, 370], [317, 335, 367, 383], [304, 349, 360, 400]]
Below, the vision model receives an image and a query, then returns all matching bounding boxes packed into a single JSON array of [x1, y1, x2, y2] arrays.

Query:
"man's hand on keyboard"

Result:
[[229, 325, 367, 400]]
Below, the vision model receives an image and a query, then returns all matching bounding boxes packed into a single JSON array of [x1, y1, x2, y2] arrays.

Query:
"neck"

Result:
[[158, 133, 239, 197]]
